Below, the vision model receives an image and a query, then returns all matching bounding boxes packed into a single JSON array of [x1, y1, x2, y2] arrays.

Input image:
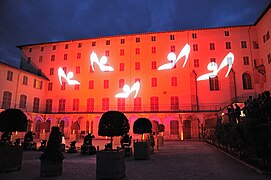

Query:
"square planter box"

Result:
[[0, 145, 23, 172], [40, 160, 63, 177], [134, 141, 150, 160]]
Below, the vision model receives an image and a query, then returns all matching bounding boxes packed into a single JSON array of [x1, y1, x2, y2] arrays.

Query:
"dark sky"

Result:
[[0, 0, 270, 67]]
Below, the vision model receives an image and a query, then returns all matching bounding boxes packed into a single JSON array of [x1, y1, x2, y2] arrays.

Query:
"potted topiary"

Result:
[[158, 124, 165, 146], [96, 111, 130, 179], [40, 126, 64, 177], [0, 109, 27, 172], [133, 118, 152, 160]]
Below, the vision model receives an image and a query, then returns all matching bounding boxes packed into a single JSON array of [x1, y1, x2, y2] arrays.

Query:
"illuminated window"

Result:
[[22, 75, 28, 85], [33, 97, 40, 113], [135, 48, 140, 55], [151, 61, 157, 69], [64, 54, 68, 60], [120, 38, 125, 44], [210, 43, 215, 50], [135, 78, 141, 82], [136, 37, 140, 43], [48, 82, 53, 91], [49, 68, 54, 75], [119, 63, 125, 71], [120, 49, 124, 56], [194, 59, 199, 67], [65, 44, 69, 49], [61, 82, 66, 90], [105, 50, 110, 57], [1, 91, 12, 109], [151, 47, 156, 53], [89, 80, 94, 89], [150, 96, 159, 111], [73, 98, 79, 111], [34, 79, 43, 89], [39, 56, 43, 62], [58, 99, 66, 113], [104, 80, 109, 89], [192, 33, 197, 39], [171, 77, 177, 86], [209, 76, 219, 91], [170, 120, 179, 135], [268, 53, 271, 64], [135, 62, 140, 70], [76, 66, 80, 74], [210, 58, 216, 63], [243, 56, 249, 65], [51, 55, 55, 61], [241, 41, 247, 48], [242, 73, 252, 90], [193, 44, 198, 51], [45, 99, 52, 113], [29, 48, 32, 53], [151, 78, 157, 87], [41, 46, 44, 51], [106, 40, 110, 45], [6, 70, 13, 81], [87, 98, 94, 112], [170, 45, 175, 52], [151, 36, 156, 42], [74, 84, 80, 90], [19, 95, 27, 108], [52, 45, 56, 50], [119, 79, 124, 88], [102, 98, 109, 111], [170, 96, 179, 110], [225, 42, 231, 49], [117, 98, 125, 111], [78, 43, 82, 48], [92, 41, 96, 46], [134, 97, 141, 111], [77, 52, 81, 59], [170, 34, 175, 40], [224, 31, 230, 36]]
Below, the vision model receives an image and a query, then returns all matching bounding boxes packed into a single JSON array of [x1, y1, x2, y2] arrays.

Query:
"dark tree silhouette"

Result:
[[133, 118, 152, 140]]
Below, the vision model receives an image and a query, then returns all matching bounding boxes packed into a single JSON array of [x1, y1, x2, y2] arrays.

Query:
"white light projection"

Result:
[[197, 52, 234, 81], [90, 51, 114, 72], [115, 81, 140, 98], [58, 67, 80, 85], [158, 43, 191, 70]]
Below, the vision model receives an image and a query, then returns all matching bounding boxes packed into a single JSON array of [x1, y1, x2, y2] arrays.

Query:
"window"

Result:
[[170, 34, 175, 40], [120, 49, 124, 56], [171, 77, 177, 86], [33, 97, 40, 113], [263, 31, 270, 43], [192, 33, 197, 39], [242, 73, 252, 90], [151, 61, 157, 69], [171, 96, 179, 110], [134, 97, 141, 111], [58, 99, 66, 112], [61, 82, 66, 90], [104, 80, 109, 89], [241, 41, 247, 48], [224, 31, 230, 36], [1, 91, 12, 109], [194, 59, 199, 67], [210, 58, 216, 63], [225, 42, 231, 49], [106, 40, 110, 45], [62, 67, 67, 73], [78, 43, 82, 48], [136, 37, 140, 43], [117, 99, 125, 111], [76, 66, 80, 74], [209, 76, 219, 91], [74, 84, 80, 90], [64, 54, 68, 60], [65, 44, 69, 49], [29, 48, 32, 53], [151, 78, 157, 87], [39, 56, 43, 62], [193, 44, 198, 51], [119, 63, 125, 71], [41, 47, 44, 51], [150, 96, 159, 111], [89, 65, 94, 73], [102, 98, 109, 111], [92, 41, 96, 46], [52, 45, 56, 50], [45, 99, 52, 113], [120, 38, 125, 44], [19, 95, 27, 108], [49, 68, 54, 75], [151, 36, 156, 42], [210, 43, 215, 50], [243, 56, 249, 65], [48, 82, 53, 91], [6, 70, 13, 81], [87, 98, 94, 112], [267, 53, 271, 64], [77, 52, 81, 59], [89, 80, 94, 89], [135, 48, 140, 55], [34, 79, 43, 89], [170, 45, 175, 52], [23, 75, 28, 85], [73, 98, 80, 111], [135, 62, 140, 70], [119, 79, 124, 88], [253, 41, 259, 49], [170, 120, 179, 135], [51, 55, 55, 61], [105, 50, 110, 57], [151, 47, 156, 53]]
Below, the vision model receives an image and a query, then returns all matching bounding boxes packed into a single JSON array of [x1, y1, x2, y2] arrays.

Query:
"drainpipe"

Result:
[[14, 70, 22, 108]]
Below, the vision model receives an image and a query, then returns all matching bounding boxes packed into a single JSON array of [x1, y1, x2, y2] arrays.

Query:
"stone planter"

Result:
[[40, 160, 63, 177], [0, 144, 23, 172], [96, 149, 125, 179], [134, 141, 150, 160]]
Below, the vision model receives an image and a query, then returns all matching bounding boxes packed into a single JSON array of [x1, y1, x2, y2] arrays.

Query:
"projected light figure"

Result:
[[115, 81, 140, 99], [158, 43, 190, 70], [58, 67, 80, 85], [90, 51, 114, 72], [197, 52, 234, 81]]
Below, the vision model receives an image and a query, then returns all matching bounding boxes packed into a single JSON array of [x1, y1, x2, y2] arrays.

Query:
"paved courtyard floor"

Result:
[[0, 140, 270, 180]]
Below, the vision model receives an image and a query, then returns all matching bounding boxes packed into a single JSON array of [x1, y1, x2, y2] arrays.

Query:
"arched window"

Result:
[[242, 73, 252, 90], [170, 120, 179, 135]]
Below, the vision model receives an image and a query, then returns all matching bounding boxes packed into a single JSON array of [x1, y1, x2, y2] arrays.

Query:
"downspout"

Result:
[[14, 70, 22, 108]]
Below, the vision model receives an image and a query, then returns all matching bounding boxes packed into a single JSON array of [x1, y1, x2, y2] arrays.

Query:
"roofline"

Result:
[[254, 2, 271, 25]]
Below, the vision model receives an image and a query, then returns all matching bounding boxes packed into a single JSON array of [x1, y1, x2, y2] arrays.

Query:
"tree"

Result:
[[133, 118, 152, 140]]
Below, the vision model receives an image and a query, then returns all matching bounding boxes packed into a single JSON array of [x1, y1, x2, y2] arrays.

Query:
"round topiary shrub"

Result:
[[133, 118, 152, 140]]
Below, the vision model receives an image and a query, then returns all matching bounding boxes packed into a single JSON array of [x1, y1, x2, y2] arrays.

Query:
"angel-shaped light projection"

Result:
[[90, 51, 114, 72], [58, 67, 80, 85], [197, 52, 234, 81], [115, 81, 140, 99], [158, 43, 190, 70]]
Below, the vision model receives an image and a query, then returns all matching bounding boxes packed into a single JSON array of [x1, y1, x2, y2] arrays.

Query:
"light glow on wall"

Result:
[[115, 81, 140, 98], [158, 43, 190, 70], [90, 51, 114, 72], [197, 52, 234, 81], [58, 67, 80, 85]]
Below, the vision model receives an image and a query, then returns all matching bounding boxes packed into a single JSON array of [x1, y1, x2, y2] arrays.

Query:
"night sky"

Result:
[[0, 0, 270, 67]]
